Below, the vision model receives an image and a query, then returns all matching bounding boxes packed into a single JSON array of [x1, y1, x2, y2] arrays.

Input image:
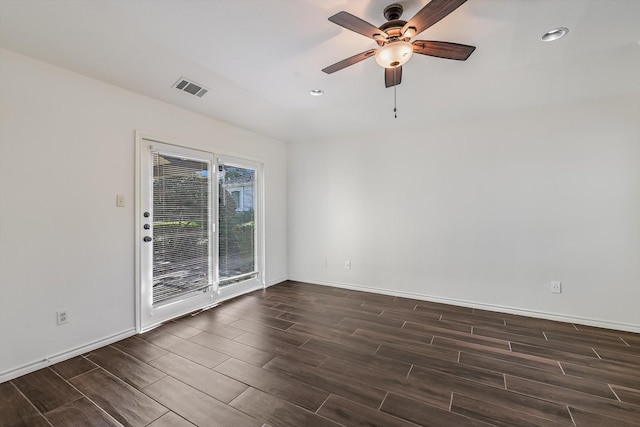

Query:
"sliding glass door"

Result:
[[136, 137, 263, 331]]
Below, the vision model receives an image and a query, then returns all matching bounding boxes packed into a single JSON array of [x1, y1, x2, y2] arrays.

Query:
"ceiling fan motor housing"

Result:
[[378, 20, 408, 44], [377, 4, 409, 45]]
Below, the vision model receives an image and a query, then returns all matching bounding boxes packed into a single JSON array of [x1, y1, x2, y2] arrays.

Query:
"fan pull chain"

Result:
[[394, 86, 397, 118]]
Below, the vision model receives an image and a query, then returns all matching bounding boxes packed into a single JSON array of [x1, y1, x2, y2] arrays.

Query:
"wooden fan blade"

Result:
[[322, 49, 377, 74], [412, 40, 475, 60], [402, 0, 467, 36], [385, 66, 402, 88], [329, 11, 388, 39]]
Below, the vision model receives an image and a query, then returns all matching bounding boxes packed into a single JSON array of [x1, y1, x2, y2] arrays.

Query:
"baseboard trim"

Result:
[[266, 276, 289, 288], [288, 276, 640, 334], [0, 328, 136, 383], [4, 277, 635, 383]]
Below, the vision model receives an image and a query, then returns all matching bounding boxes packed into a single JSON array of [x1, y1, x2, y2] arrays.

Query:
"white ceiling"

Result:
[[1, 0, 639, 143]]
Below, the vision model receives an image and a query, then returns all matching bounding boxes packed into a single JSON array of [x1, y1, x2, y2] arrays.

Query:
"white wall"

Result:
[[0, 49, 288, 378], [288, 95, 640, 332]]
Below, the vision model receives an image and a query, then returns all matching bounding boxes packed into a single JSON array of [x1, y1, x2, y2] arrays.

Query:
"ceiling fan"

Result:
[[322, 0, 476, 88]]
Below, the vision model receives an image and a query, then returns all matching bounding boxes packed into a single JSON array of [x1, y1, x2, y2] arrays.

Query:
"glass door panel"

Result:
[[218, 163, 257, 286], [152, 151, 212, 305], [137, 138, 215, 331]]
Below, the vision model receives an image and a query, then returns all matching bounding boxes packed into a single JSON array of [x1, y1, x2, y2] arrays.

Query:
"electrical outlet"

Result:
[[344, 260, 351, 270], [551, 281, 562, 294], [57, 310, 69, 325]]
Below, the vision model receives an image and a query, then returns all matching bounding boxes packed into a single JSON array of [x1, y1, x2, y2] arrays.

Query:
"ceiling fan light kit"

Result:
[[375, 41, 414, 68], [322, 0, 475, 88]]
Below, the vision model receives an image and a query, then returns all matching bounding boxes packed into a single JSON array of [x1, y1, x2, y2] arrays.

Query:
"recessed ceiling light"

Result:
[[541, 27, 569, 42], [309, 89, 324, 96]]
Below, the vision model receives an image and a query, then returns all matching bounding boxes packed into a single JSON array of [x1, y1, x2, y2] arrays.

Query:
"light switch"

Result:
[[116, 194, 125, 207]]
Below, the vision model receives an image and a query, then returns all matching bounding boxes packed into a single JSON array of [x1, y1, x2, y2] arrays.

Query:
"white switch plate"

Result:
[[116, 194, 125, 207], [344, 261, 351, 270], [551, 281, 562, 294]]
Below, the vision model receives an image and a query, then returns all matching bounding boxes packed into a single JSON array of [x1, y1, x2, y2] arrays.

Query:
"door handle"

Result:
[[143, 236, 153, 242]]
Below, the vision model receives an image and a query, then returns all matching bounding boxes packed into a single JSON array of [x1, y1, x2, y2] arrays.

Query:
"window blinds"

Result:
[[152, 151, 212, 305]]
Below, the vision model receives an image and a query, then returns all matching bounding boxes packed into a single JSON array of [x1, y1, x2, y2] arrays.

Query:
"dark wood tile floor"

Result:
[[2, 281, 639, 426]]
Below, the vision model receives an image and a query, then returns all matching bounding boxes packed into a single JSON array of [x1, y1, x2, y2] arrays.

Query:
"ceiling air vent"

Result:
[[173, 77, 209, 98]]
